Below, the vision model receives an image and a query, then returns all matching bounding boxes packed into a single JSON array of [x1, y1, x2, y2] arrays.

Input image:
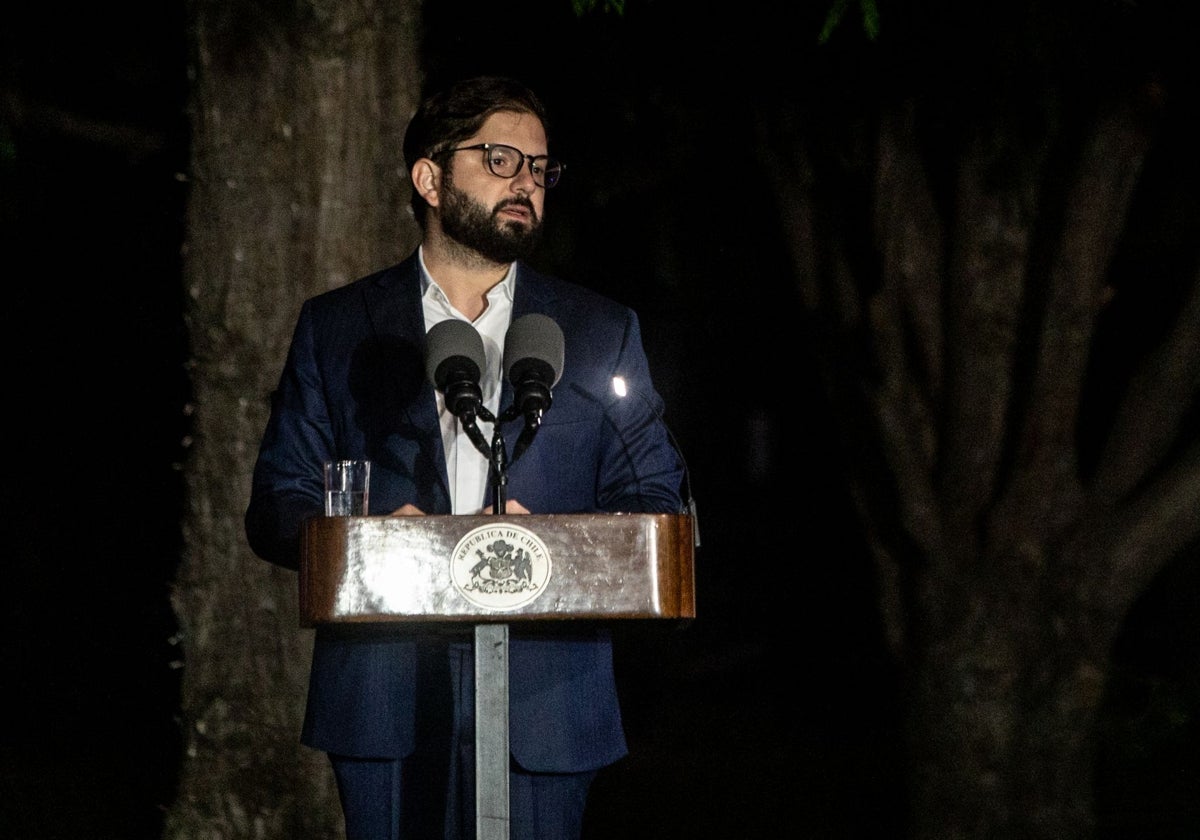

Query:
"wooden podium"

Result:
[[300, 513, 696, 839]]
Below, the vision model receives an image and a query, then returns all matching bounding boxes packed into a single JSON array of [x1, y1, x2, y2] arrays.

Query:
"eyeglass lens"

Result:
[[485, 145, 562, 188]]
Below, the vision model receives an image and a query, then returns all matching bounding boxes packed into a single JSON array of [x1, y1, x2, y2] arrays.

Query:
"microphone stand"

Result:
[[489, 397, 542, 515], [490, 424, 508, 515], [472, 406, 509, 840], [469, 377, 551, 838], [453, 401, 519, 516], [453, 401, 509, 515]]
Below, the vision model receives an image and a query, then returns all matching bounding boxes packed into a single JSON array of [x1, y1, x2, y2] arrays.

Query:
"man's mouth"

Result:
[[497, 200, 536, 224]]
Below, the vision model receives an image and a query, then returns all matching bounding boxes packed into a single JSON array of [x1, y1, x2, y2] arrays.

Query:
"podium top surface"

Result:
[[300, 512, 696, 626]]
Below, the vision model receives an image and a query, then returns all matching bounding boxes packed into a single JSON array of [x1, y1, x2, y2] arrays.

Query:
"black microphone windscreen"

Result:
[[503, 314, 564, 387], [425, 319, 486, 389]]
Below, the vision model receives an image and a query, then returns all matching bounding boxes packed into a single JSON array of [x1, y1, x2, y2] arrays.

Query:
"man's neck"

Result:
[[421, 233, 512, 322]]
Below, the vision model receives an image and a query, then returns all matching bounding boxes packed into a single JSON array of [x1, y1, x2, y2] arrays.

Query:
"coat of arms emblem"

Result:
[[450, 523, 552, 610]]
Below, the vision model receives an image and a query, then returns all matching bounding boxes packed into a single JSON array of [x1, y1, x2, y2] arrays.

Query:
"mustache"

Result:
[[495, 197, 538, 223]]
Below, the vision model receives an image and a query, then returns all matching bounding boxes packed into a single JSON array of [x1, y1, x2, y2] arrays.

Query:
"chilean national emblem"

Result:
[[450, 523, 552, 610]]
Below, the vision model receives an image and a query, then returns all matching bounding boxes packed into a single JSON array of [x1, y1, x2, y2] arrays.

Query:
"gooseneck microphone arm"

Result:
[[439, 362, 495, 462], [490, 425, 509, 514], [458, 401, 494, 463]]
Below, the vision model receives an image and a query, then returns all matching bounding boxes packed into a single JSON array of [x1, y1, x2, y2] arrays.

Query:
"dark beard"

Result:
[[439, 173, 543, 264]]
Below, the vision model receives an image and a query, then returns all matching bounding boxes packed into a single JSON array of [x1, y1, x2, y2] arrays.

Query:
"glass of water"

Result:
[[324, 460, 370, 516]]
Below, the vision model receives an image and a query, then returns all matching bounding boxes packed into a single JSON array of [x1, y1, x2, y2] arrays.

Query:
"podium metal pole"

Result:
[[475, 623, 509, 839], [474, 426, 514, 838]]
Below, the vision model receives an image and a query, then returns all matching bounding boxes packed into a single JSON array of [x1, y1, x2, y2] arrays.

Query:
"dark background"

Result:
[[2, 2, 1196, 838], [2, 3, 191, 838]]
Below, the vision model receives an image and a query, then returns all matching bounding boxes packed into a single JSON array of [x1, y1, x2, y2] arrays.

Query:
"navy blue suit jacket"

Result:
[[245, 254, 684, 772]]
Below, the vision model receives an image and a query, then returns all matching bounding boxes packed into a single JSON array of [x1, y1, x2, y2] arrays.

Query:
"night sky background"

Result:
[[3, 2, 1197, 838]]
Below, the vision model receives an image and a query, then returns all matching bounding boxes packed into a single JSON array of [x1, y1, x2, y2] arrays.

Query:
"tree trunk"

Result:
[[907, 617, 1103, 838], [164, 2, 421, 836], [758, 57, 1200, 839]]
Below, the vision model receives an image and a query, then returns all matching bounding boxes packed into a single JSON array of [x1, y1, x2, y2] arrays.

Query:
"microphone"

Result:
[[425, 318, 492, 459], [502, 313, 564, 463], [569, 377, 700, 548]]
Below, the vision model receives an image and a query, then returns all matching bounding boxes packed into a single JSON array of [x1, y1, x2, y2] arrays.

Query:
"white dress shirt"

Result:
[[418, 246, 515, 514]]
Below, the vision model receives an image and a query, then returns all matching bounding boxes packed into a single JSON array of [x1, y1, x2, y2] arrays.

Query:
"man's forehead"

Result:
[[472, 110, 547, 147]]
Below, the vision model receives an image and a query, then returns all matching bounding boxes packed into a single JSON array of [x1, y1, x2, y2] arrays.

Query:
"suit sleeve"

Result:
[[592, 310, 686, 515], [244, 300, 333, 570]]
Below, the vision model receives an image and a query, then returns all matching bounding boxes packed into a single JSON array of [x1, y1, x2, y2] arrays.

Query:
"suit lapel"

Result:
[[505, 263, 560, 410], [362, 257, 450, 499]]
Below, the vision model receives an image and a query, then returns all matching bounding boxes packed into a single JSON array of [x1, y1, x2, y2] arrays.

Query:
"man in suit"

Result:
[[244, 75, 685, 839]]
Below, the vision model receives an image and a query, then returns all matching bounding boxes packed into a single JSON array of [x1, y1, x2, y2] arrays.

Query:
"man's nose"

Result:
[[510, 160, 538, 193]]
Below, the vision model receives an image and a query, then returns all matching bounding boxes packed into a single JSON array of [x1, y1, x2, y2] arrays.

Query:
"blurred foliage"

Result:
[[572, 0, 625, 15], [819, 0, 880, 42]]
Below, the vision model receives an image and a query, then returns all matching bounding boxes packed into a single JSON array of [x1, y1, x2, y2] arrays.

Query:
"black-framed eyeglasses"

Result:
[[442, 143, 564, 189]]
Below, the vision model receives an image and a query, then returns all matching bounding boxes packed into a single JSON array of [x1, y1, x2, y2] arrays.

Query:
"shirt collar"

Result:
[[418, 245, 517, 313]]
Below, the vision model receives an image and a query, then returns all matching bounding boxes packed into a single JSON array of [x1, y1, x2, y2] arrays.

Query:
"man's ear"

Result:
[[411, 158, 441, 207]]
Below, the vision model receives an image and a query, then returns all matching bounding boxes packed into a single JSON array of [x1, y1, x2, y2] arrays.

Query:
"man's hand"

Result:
[[389, 503, 426, 516], [496, 499, 531, 514], [387, 500, 531, 515]]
